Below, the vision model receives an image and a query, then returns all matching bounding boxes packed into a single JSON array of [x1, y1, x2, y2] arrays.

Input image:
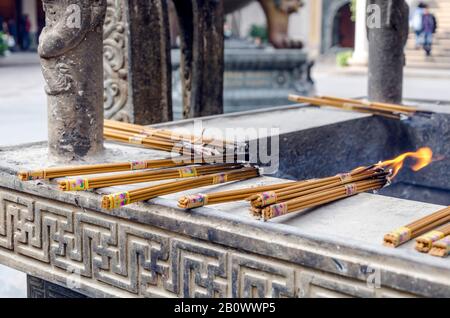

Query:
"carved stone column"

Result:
[[367, 0, 409, 104], [126, 0, 173, 124], [103, 0, 173, 125], [172, 0, 225, 118], [39, 0, 107, 160], [103, 0, 130, 122]]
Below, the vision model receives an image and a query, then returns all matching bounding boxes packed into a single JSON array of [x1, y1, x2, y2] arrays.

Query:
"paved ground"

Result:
[[0, 53, 47, 146], [0, 53, 449, 298], [0, 265, 26, 298], [313, 58, 450, 100]]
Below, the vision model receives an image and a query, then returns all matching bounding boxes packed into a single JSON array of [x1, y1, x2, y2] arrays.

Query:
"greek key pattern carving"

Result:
[[0, 189, 416, 298], [103, 0, 130, 122], [231, 255, 295, 298]]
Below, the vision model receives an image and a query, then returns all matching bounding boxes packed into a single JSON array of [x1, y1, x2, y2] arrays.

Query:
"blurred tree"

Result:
[[0, 32, 7, 56], [249, 24, 269, 43], [351, 0, 357, 21]]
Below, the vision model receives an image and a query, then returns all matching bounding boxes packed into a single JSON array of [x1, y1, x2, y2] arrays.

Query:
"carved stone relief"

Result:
[[103, 0, 130, 122], [0, 188, 418, 298]]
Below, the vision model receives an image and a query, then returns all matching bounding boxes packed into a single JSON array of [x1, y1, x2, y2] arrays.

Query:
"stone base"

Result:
[[172, 47, 315, 119], [28, 276, 87, 299]]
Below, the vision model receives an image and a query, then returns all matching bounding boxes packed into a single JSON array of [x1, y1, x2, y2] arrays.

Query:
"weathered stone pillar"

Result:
[[367, 0, 409, 104], [172, 0, 225, 118], [126, 0, 173, 124], [103, 0, 173, 125], [39, 0, 107, 160]]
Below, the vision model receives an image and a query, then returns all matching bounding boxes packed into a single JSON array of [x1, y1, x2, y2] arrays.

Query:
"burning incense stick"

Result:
[[259, 179, 386, 221], [178, 182, 297, 209], [430, 236, 450, 258], [248, 168, 387, 209], [383, 206, 450, 248], [176, 148, 435, 224], [250, 147, 433, 221], [102, 167, 260, 210], [415, 223, 450, 253], [59, 163, 244, 191]]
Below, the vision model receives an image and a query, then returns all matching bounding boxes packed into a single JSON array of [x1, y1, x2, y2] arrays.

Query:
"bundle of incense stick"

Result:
[[247, 166, 388, 220], [178, 181, 299, 209], [249, 167, 382, 209], [415, 223, 450, 253], [58, 163, 243, 191], [288, 95, 433, 119], [105, 120, 237, 155], [383, 206, 450, 248], [104, 127, 195, 154], [258, 178, 386, 221], [430, 236, 450, 258], [105, 120, 234, 148], [18, 154, 240, 181], [102, 167, 260, 210]]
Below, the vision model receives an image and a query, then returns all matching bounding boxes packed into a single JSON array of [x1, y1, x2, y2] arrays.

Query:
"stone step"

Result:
[[432, 13, 450, 20], [433, 3, 450, 8], [405, 61, 450, 69], [436, 22, 450, 29], [405, 48, 450, 56], [406, 55, 450, 64], [408, 32, 450, 41], [406, 40, 450, 49], [407, 36, 450, 46], [430, 1, 450, 7], [432, 4, 450, 9]]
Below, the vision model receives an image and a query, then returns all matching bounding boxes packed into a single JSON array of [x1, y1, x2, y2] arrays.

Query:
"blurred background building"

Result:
[[228, 0, 450, 68], [0, 0, 449, 69], [0, 0, 44, 51]]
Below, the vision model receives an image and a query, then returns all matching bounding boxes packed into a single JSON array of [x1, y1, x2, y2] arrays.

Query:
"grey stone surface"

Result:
[[382, 182, 450, 206], [122, 103, 444, 206], [154, 104, 450, 205], [39, 0, 106, 160], [367, 0, 410, 103], [154, 104, 369, 138], [0, 103, 449, 297], [0, 141, 449, 298]]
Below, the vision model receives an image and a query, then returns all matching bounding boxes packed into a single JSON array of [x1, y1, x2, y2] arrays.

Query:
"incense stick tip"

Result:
[[17, 172, 29, 181], [429, 247, 448, 258], [383, 227, 412, 248], [429, 236, 450, 258], [415, 231, 445, 253], [17, 171, 46, 181]]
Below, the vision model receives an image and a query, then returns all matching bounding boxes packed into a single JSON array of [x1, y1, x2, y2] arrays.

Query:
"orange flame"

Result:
[[377, 147, 433, 179]]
